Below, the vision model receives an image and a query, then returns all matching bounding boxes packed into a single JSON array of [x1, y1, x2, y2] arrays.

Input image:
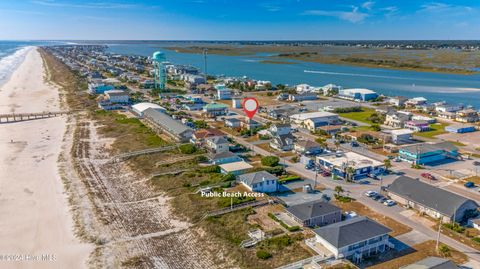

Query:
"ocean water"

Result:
[[0, 41, 65, 88], [104, 42, 480, 108]]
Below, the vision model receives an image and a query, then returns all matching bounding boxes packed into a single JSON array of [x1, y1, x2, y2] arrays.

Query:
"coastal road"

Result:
[[227, 132, 480, 262]]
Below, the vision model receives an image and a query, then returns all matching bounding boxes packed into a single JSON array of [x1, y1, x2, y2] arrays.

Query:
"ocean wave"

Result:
[[0, 46, 33, 87]]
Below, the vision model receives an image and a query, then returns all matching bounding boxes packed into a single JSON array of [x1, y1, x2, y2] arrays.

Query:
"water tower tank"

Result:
[[152, 51, 166, 62]]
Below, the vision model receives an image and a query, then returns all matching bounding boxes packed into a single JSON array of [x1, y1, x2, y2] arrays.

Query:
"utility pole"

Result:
[[436, 219, 442, 252]]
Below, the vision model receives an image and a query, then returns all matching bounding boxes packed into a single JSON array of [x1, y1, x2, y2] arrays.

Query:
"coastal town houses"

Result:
[[386, 176, 479, 223], [143, 108, 193, 142], [294, 140, 322, 155], [268, 123, 292, 137], [202, 102, 229, 117], [404, 120, 430, 132], [311, 216, 393, 263], [237, 171, 279, 193], [270, 133, 296, 151], [209, 151, 243, 165], [387, 96, 408, 107], [384, 111, 411, 128], [215, 84, 232, 100], [205, 136, 230, 153], [286, 200, 342, 227], [398, 142, 459, 165], [191, 128, 225, 145], [455, 109, 479, 123]]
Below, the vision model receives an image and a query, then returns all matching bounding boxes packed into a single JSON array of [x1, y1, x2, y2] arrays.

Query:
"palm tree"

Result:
[[383, 159, 392, 172], [334, 186, 344, 195], [345, 167, 355, 182]]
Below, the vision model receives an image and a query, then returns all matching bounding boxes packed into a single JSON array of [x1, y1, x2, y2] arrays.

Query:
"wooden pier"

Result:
[[0, 111, 71, 123]]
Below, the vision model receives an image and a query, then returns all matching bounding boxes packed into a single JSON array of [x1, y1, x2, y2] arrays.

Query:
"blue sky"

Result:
[[1, 0, 479, 40]]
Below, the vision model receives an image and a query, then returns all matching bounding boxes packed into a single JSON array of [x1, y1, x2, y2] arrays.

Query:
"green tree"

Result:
[[179, 144, 197, 154], [383, 159, 392, 171], [193, 120, 208, 129], [334, 186, 344, 195], [256, 250, 272, 260], [261, 156, 280, 167]]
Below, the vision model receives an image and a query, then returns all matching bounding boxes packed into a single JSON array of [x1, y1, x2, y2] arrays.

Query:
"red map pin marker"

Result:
[[243, 97, 259, 119]]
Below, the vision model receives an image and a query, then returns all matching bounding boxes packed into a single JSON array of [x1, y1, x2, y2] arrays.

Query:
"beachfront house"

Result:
[[311, 217, 393, 263], [386, 176, 479, 223], [209, 151, 243, 165], [237, 171, 278, 193], [286, 200, 342, 227]]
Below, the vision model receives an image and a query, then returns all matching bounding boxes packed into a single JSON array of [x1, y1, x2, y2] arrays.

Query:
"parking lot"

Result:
[[437, 131, 480, 149]]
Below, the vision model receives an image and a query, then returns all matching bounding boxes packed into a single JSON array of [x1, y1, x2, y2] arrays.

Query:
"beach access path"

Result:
[[0, 47, 92, 269]]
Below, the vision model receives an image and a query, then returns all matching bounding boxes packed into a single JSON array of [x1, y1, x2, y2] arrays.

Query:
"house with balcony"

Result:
[[311, 216, 392, 263], [203, 103, 228, 117], [456, 109, 479, 123], [384, 111, 411, 128], [404, 120, 430, 132]]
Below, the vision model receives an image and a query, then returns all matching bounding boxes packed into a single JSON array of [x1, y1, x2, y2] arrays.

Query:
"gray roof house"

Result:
[[387, 176, 479, 222], [400, 257, 458, 269], [237, 171, 278, 193], [286, 200, 342, 227], [143, 108, 193, 142], [209, 151, 242, 165], [312, 216, 392, 262]]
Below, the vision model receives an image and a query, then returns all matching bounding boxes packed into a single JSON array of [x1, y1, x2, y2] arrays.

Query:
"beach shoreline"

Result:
[[0, 47, 92, 269]]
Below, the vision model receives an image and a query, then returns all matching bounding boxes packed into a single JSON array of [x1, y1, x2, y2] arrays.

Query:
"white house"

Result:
[[206, 136, 230, 153], [237, 171, 278, 193], [268, 123, 292, 136], [311, 217, 392, 263]]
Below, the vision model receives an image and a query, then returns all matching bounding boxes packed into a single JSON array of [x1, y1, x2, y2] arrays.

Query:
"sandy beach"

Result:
[[0, 48, 92, 268]]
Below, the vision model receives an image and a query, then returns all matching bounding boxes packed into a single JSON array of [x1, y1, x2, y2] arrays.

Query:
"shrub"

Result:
[[179, 144, 197, 154], [443, 223, 465, 233], [334, 194, 354, 203], [278, 175, 301, 183], [334, 106, 362, 113], [256, 250, 272, 260], [221, 173, 236, 182], [472, 237, 480, 244], [264, 166, 285, 176], [195, 155, 208, 163], [261, 156, 280, 167], [198, 165, 220, 173]]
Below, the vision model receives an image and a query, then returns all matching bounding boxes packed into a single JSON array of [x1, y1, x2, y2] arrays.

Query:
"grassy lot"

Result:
[[414, 122, 449, 139], [448, 140, 467, 147], [434, 221, 480, 252], [365, 240, 467, 268], [333, 201, 412, 237], [337, 108, 376, 124], [93, 110, 169, 154]]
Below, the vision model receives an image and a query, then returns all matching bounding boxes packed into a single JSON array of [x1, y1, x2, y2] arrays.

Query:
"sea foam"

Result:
[[0, 46, 33, 88]]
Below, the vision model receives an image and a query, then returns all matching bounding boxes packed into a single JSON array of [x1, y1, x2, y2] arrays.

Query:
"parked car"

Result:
[[365, 191, 378, 197], [372, 194, 383, 201], [474, 161, 480, 166], [321, 171, 331, 177], [351, 141, 359, 147], [421, 173, 436, 180], [383, 200, 396, 206], [464, 181, 475, 188], [378, 197, 388, 204]]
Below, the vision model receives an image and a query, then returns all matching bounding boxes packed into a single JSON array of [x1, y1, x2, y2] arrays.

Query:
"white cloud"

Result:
[[362, 1, 375, 10], [419, 2, 473, 13], [303, 7, 368, 23]]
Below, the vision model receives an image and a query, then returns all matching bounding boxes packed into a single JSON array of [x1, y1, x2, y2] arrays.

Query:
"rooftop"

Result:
[[290, 111, 338, 121], [313, 216, 391, 249], [238, 171, 278, 185], [286, 200, 341, 221], [317, 151, 383, 169], [219, 161, 253, 173], [400, 256, 458, 269], [387, 176, 478, 218]]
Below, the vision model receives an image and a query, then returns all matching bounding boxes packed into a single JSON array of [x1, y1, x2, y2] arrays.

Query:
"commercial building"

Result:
[[290, 111, 339, 125], [386, 176, 479, 223], [286, 200, 342, 227], [312, 217, 392, 262], [445, 124, 476, 134], [237, 171, 278, 193], [131, 102, 166, 117], [398, 142, 459, 165], [338, 89, 378, 102], [316, 152, 385, 180], [143, 108, 193, 142]]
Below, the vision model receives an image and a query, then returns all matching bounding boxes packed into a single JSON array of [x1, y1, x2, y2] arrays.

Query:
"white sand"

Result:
[[0, 48, 92, 268]]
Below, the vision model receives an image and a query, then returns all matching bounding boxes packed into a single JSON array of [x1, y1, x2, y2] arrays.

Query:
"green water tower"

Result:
[[152, 51, 166, 90]]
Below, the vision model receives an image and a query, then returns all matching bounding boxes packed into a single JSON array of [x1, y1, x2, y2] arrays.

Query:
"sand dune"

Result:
[[0, 48, 92, 269]]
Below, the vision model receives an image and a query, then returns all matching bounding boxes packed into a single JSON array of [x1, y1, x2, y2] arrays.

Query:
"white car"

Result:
[[364, 191, 378, 197], [383, 200, 396, 207]]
